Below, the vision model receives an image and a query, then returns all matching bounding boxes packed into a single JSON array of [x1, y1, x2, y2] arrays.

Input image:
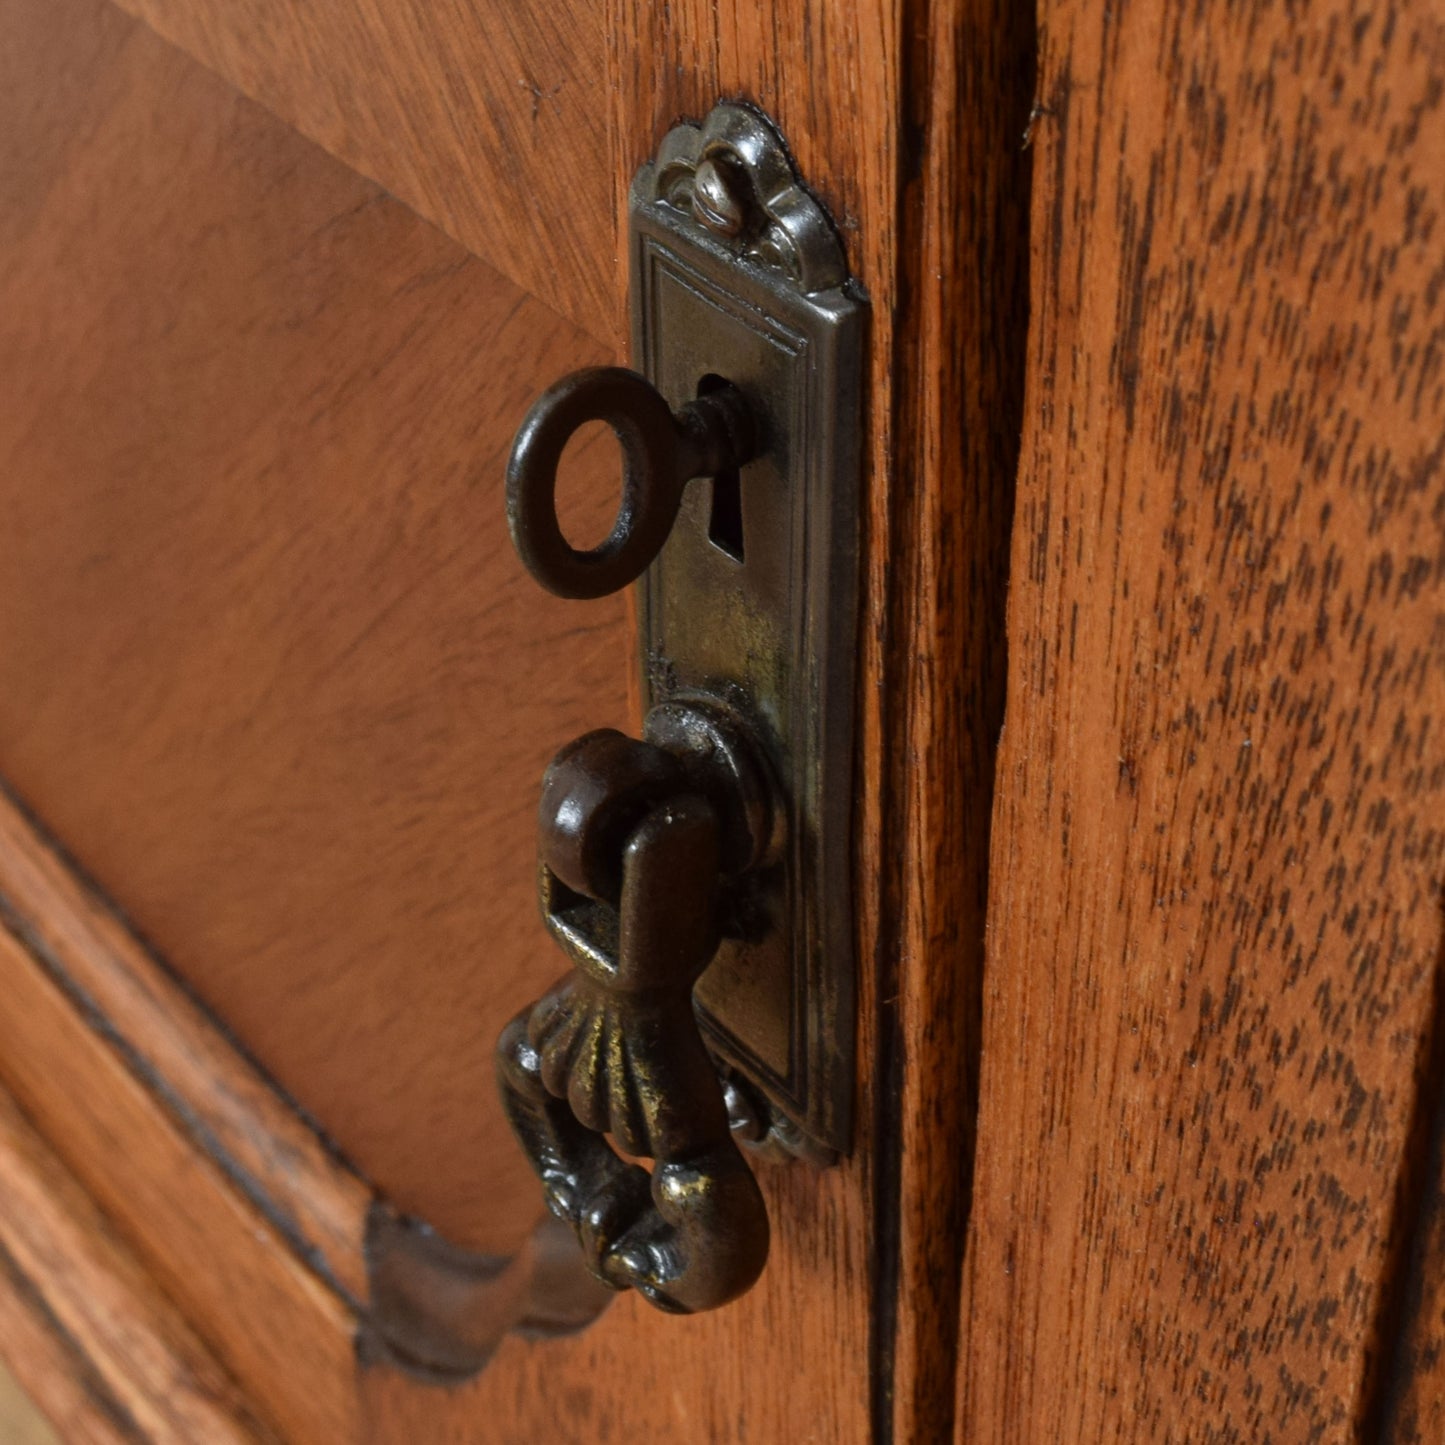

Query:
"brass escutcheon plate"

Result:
[[630, 104, 866, 1159]]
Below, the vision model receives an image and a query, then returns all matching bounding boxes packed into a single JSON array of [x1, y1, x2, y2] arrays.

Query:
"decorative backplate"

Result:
[[630, 104, 865, 1158]]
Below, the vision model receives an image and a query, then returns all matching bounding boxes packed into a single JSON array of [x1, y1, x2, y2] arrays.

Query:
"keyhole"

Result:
[[698, 374, 745, 563]]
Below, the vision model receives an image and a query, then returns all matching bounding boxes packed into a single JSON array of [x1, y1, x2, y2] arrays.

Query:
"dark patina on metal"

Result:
[[499, 102, 864, 1311], [631, 105, 864, 1160], [496, 704, 773, 1314], [506, 368, 756, 600]]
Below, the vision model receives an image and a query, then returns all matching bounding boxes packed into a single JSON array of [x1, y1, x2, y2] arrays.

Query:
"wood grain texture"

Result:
[[0, 910, 356, 1442], [1368, 936, 1445, 1443], [0, 764, 605, 1426], [105, 0, 618, 342], [0, 0, 629, 1255], [1378, 1165, 1445, 1441], [881, 3, 1033, 1438], [0, 784, 372, 1307], [0, 1086, 279, 1445], [958, 1, 1445, 1440]]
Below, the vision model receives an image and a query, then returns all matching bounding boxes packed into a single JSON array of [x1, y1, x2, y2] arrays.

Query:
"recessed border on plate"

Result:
[[628, 104, 865, 1159]]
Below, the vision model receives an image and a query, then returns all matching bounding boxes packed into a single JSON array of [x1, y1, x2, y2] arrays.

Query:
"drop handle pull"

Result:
[[505, 366, 757, 600], [495, 702, 775, 1314]]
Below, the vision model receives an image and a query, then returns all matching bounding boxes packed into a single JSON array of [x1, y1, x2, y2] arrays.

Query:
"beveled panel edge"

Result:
[[0, 779, 603, 1391]]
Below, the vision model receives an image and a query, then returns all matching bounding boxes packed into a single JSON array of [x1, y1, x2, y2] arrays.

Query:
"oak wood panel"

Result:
[[106, 0, 617, 342], [5, 0, 1022, 1438], [0, 1086, 278, 1445], [959, 1, 1445, 1440], [0, 774, 597, 1405], [0, 920, 355, 1443], [0, 784, 372, 1307], [0, 0, 629, 1255]]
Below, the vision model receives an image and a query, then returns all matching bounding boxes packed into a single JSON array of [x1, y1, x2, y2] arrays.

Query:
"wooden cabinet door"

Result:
[[10, 0, 1434, 1441], [958, 3, 1445, 1442], [0, 0, 1027, 1439]]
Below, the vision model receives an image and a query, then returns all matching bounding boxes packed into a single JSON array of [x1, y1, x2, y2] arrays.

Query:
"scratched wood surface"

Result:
[[957, 2, 1445, 1440], [0, 1086, 279, 1445], [105, 0, 617, 342], [0, 0, 632, 1257]]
